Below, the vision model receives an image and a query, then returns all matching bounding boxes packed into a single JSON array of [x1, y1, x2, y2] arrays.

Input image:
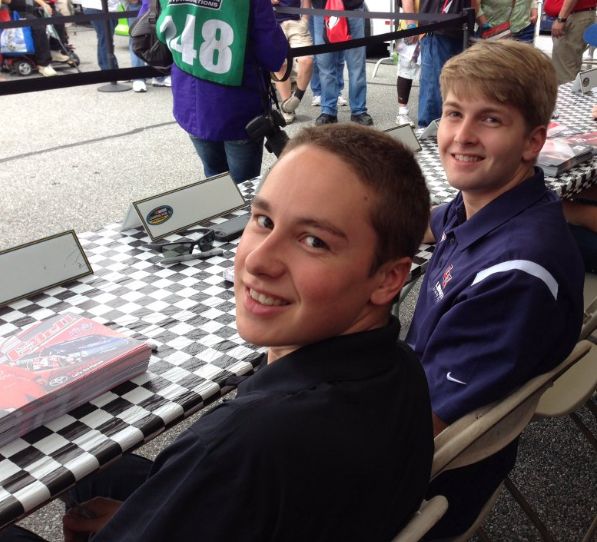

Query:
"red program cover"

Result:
[[0, 314, 151, 435]]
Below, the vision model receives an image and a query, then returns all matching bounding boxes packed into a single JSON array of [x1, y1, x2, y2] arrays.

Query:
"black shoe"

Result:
[[351, 113, 374, 126], [315, 113, 338, 125]]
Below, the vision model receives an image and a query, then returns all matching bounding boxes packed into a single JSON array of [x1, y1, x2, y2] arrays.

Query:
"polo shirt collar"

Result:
[[238, 318, 401, 396], [448, 168, 548, 250]]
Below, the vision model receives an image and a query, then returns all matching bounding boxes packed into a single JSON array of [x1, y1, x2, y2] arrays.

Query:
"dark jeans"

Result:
[[189, 136, 264, 183], [84, 7, 118, 70], [423, 439, 519, 539], [418, 33, 463, 127], [0, 455, 152, 542], [20, 12, 51, 66]]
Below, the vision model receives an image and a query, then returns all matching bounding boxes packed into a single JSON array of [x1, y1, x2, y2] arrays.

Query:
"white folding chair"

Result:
[[391, 496, 449, 542], [429, 340, 593, 541], [504, 343, 597, 541]]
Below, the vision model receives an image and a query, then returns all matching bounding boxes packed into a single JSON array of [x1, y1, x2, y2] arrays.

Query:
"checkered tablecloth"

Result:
[[417, 83, 597, 203], [0, 180, 434, 528]]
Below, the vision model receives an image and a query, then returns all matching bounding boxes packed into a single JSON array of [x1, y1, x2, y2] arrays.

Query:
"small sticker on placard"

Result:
[[121, 173, 246, 241]]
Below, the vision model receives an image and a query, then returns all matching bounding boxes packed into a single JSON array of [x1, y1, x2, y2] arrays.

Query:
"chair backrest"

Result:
[[431, 340, 592, 479], [580, 294, 597, 340], [535, 344, 597, 418], [391, 496, 449, 542]]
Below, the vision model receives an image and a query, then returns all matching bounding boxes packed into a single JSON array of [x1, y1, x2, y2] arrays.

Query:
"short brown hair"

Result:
[[278, 124, 430, 270], [440, 40, 557, 130]]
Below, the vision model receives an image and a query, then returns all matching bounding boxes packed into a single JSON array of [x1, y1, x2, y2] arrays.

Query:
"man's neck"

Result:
[[462, 165, 535, 219]]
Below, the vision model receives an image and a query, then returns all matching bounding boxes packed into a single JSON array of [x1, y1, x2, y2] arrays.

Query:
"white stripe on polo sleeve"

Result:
[[471, 260, 558, 300]]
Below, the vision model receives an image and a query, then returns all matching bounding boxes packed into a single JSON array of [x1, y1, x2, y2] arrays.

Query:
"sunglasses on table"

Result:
[[145, 228, 217, 259]]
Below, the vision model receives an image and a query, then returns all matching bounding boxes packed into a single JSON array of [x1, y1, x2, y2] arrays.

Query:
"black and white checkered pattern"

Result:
[[0, 180, 434, 527], [416, 83, 597, 202], [2, 94, 596, 526]]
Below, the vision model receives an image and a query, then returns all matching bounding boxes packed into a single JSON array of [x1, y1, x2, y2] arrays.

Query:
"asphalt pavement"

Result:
[[1, 26, 596, 542]]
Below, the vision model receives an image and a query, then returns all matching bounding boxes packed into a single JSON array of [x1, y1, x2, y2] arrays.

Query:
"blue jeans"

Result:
[[313, 10, 366, 116], [84, 7, 118, 70], [418, 34, 462, 127], [189, 137, 264, 183], [127, 3, 145, 74], [513, 22, 536, 43], [308, 16, 344, 97]]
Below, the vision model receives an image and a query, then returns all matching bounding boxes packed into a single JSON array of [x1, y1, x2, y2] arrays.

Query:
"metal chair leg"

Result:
[[570, 411, 597, 451], [504, 477, 556, 542]]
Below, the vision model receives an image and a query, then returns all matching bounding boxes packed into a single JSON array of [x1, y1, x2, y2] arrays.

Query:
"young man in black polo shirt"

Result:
[[0, 125, 433, 542]]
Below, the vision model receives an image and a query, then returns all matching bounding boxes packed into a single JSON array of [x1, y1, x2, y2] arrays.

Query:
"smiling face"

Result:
[[234, 144, 410, 362], [438, 90, 546, 217]]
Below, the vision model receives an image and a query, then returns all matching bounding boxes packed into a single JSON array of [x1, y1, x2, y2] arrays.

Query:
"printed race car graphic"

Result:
[[8, 335, 132, 389]]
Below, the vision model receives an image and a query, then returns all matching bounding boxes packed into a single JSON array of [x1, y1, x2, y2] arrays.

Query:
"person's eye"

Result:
[[303, 235, 329, 250], [255, 214, 273, 229], [443, 110, 461, 119], [483, 115, 501, 125]]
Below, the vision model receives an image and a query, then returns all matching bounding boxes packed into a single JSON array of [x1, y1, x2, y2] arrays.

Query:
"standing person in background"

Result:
[[417, 0, 467, 127], [126, 0, 146, 92], [308, 10, 348, 106], [395, 0, 420, 126], [311, 0, 372, 125], [80, 0, 119, 70], [150, 0, 287, 183], [272, 0, 314, 124], [475, 0, 538, 42], [545, 0, 596, 83]]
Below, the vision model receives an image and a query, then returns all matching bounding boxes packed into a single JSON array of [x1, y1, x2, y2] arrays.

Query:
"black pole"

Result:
[[97, 0, 131, 92]]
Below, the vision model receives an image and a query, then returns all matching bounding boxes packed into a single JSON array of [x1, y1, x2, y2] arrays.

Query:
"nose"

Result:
[[453, 117, 477, 145], [242, 229, 286, 279]]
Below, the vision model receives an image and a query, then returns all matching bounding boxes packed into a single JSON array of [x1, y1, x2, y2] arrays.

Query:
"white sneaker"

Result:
[[133, 80, 147, 93], [311, 95, 321, 106], [38, 65, 57, 77], [51, 51, 70, 62], [396, 113, 414, 127], [282, 94, 300, 114], [152, 75, 171, 87], [337, 95, 348, 106], [281, 110, 295, 124]]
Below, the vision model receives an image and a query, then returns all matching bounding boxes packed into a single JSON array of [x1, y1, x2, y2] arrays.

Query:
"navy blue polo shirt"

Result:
[[407, 168, 584, 424], [92, 319, 433, 542]]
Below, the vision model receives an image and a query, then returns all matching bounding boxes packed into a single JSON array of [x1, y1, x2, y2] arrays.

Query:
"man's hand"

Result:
[[592, 103, 597, 119], [530, 7, 538, 24], [551, 18, 566, 38], [271, 0, 280, 4], [63, 497, 123, 542]]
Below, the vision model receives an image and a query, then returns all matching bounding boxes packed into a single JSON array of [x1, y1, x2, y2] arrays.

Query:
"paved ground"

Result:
[[1, 25, 596, 542]]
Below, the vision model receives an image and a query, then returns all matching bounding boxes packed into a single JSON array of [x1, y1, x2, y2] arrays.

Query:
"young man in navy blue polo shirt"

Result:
[[406, 40, 585, 538], [0, 125, 433, 542]]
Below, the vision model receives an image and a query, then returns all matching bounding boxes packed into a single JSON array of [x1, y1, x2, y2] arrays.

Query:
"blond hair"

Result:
[[440, 40, 557, 130]]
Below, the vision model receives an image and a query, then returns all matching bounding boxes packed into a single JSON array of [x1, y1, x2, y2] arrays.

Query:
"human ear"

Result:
[[370, 257, 412, 306], [522, 125, 547, 163]]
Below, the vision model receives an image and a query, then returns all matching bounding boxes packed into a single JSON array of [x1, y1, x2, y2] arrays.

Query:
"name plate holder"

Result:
[[0, 230, 93, 307], [384, 124, 422, 152], [571, 68, 597, 94], [121, 172, 246, 241], [419, 119, 440, 140]]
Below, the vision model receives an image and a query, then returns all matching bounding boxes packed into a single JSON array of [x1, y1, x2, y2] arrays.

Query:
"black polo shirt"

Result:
[[93, 319, 433, 542]]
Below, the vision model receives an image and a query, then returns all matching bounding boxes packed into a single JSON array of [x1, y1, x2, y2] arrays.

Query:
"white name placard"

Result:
[[121, 173, 246, 241], [0, 231, 93, 307], [384, 124, 422, 152], [571, 68, 597, 94], [419, 119, 440, 140]]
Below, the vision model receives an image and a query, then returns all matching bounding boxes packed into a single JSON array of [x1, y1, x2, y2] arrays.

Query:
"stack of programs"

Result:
[[0, 313, 152, 447], [537, 137, 594, 177]]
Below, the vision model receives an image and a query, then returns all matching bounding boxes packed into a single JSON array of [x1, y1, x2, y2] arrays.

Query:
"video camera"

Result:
[[246, 109, 289, 157]]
